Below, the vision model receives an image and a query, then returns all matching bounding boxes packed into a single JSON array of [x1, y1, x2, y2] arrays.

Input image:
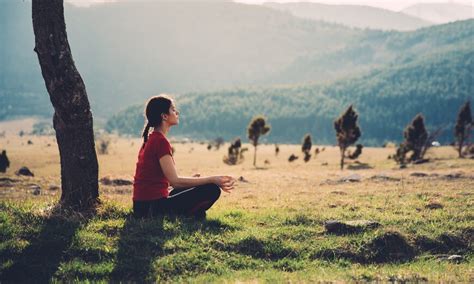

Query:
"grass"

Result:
[[0, 134, 473, 281], [0, 200, 472, 282]]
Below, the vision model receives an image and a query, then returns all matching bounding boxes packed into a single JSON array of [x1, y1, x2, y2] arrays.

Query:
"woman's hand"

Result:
[[214, 176, 235, 193]]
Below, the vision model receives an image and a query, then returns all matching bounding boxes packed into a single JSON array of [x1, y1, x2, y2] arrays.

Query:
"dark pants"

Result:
[[133, 183, 221, 218]]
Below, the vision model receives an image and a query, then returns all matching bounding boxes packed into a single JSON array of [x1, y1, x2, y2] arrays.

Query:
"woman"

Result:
[[133, 94, 235, 218]]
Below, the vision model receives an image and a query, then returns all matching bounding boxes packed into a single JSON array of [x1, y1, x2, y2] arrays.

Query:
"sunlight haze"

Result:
[[66, 0, 473, 11]]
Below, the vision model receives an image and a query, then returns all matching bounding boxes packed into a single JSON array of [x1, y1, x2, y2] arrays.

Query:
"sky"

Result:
[[67, 0, 473, 11]]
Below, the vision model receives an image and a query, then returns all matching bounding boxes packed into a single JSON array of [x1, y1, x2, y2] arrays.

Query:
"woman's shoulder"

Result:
[[149, 132, 171, 146]]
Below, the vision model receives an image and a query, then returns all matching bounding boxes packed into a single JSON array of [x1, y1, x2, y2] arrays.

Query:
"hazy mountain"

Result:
[[263, 2, 433, 31], [107, 47, 474, 145], [402, 3, 473, 24], [0, 1, 472, 125], [0, 0, 362, 117], [266, 19, 474, 85]]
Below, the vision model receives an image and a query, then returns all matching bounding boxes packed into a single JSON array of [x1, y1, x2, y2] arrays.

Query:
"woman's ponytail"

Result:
[[142, 122, 151, 146]]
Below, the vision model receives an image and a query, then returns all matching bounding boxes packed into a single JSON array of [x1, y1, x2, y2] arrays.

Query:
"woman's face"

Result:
[[165, 102, 180, 126]]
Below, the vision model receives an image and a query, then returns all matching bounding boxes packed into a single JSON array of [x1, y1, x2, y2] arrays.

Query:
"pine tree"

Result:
[[223, 138, 244, 165], [454, 101, 472, 158], [247, 116, 271, 167], [301, 134, 312, 162], [334, 105, 361, 169], [403, 113, 428, 161]]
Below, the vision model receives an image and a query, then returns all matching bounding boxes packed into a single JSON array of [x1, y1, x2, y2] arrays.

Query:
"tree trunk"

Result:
[[340, 147, 345, 170], [32, 0, 99, 210], [253, 145, 257, 167], [458, 136, 464, 158]]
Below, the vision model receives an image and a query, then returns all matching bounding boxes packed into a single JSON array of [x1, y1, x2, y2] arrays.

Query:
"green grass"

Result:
[[0, 200, 472, 282]]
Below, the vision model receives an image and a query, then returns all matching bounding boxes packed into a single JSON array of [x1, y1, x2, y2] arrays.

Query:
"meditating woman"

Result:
[[133, 94, 235, 218]]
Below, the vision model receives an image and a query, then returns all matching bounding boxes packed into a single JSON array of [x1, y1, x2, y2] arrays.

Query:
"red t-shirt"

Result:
[[133, 131, 173, 201]]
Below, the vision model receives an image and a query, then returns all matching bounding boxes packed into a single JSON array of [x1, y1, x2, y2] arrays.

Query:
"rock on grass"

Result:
[[15, 167, 34, 177], [425, 202, 443, 210]]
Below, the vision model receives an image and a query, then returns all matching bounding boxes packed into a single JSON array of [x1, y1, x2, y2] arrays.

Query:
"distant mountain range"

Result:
[[0, 0, 364, 117], [107, 44, 473, 145], [402, 3, 473, 24], [1, 1, 473, 146], [263, 2, 433, 31]]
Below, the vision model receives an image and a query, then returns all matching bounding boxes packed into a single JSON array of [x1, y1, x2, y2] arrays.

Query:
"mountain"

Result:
[[0, 1, 472, 125], [401, 3, 473, 24], [266, 19, 474, 85], [263, 2, 433, 31], [0, 0, 363, 118], [106, 47, 474, 146]]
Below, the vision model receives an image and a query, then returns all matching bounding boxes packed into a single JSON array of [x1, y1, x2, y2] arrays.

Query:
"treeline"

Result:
[[106, 48, 473, 146]]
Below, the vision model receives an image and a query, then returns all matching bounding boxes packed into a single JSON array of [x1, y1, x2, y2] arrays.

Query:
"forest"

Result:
[[107, 47, 473, 145]]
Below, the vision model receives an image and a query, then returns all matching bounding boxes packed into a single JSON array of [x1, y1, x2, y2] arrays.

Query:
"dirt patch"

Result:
[[321, 174, 362, 185], [100, 177, 133, 186], [414, 231, 471, 254], [330, 191, 347, 195], [325, 220, 381, 235], [410, 172, 428, 177], [311, 248, 362, 262], [0, 178, 20, 188], [218, 236, 294, 260], [362, 231, 415, 263], [425, 202, 443, 210], [369, 174, 401, 182]]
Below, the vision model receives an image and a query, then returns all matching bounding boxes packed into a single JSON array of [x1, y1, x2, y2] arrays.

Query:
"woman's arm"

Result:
[[159, 155, 234, 192]]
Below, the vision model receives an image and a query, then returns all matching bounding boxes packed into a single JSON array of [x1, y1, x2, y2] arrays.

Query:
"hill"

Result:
[[401, 3, 473, 24], [107, 47, 474, 145], [1, 2, 472, 126], [266, 19, 474, 85], [0, 0, 361, 117], [263, 2, 433, 31]]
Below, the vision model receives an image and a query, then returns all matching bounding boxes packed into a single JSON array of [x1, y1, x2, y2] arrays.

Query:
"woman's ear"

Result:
[[162, 113, 168, 121]]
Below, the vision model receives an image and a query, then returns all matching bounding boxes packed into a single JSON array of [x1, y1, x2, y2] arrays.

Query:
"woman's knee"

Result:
[[208, 183, 221, 201]]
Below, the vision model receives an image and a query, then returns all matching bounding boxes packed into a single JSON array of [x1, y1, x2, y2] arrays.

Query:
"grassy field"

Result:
[[0, 133, 473, 282]]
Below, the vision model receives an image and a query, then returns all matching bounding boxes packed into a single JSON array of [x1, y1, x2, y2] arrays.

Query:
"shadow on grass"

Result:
[[0, 210, 86, 282], [252, 166, 269, 171], [347, 162, 373, 170], [111, 215, 236, 282]]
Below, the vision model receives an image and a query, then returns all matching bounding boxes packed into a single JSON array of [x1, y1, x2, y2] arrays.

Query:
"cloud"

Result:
[[66, 0, 117, 7]]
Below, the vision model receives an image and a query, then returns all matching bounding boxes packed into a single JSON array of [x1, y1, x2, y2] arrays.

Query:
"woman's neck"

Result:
[[155, 124, 170, 136]]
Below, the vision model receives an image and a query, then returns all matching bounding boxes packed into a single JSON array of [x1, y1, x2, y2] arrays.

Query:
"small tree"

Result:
[[97, 136, 111, 155], [275, 144, 280, 156], [247, 116, 271, 167], [223, 138, 244, 165], [334, 105, 361, 169], [403, 113, 428, 161], [301, 134, 312, 162], [0, 150, 10, 173], [288, 154, 298, 162], [394, 143, 408, 166], [214, 137, 224, 150], [454, 101, 472, 158]]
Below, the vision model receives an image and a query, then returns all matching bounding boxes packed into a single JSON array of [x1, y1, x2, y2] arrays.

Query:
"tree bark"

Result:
[[32, 0, 99, 210]]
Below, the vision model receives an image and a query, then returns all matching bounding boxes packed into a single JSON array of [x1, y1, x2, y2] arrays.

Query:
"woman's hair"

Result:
[[142, 94, 173, 145]]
